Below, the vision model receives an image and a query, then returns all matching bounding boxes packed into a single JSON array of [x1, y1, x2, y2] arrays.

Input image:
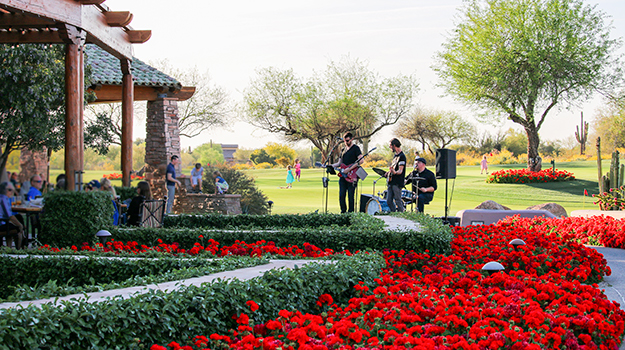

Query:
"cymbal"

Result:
[[372, 167, 387, 177]]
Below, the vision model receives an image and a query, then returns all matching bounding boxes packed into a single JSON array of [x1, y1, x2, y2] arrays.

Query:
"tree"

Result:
[[594, 101, 625, 150], [435, 0, 623, 171], [0, 44, 66, 180], [501, 128, 529, 156], [150, 59, 231, 138], [192, 143, 224, 167], [243, 57, 419, 161], [397, 108, 476, 153], [264, 142, 297, 164], [249, 149, 275, 165]]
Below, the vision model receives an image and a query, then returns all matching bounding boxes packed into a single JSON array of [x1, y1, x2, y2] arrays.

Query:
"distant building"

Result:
[[221, 144, 238, 162]]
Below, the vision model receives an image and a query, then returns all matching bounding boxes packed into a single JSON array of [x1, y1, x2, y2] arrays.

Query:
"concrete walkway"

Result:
[[0, 259, 328, 309]]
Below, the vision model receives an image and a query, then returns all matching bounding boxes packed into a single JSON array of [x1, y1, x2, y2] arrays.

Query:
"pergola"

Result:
[[0, 0, 150, 188]]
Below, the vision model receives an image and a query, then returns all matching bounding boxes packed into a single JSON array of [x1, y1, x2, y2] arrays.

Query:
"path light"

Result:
[[481, 261, 505, 275], [96, 230, 112, 245], [267, 201, 274, 215], [509, 238, 526, 251]]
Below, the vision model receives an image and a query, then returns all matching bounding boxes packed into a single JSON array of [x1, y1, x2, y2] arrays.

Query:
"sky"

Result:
[[104, 0, 625, 151]]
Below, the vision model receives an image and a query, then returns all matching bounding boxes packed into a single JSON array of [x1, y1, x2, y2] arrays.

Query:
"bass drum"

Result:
[[366, 197, 390, 215]]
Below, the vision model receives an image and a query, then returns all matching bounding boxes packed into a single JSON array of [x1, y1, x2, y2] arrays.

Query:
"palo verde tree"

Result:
[[0, 44, 66, 180], [243, 57, 418, 162], [435, 0, 623, 171]]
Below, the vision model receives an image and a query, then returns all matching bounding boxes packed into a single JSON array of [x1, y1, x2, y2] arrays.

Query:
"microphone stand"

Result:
[[321, 139, 343, 214]]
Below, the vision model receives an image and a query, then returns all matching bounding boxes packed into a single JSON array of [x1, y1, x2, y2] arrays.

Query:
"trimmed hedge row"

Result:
[[164, 212, 354, 229], [110, 217, 452, 255], [40, 191, 114, 248], [0, 256, 265, 301], [0, 253, 384, 349]]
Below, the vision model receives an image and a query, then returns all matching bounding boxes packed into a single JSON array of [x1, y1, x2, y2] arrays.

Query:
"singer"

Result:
[[331, 132, 363, 213]]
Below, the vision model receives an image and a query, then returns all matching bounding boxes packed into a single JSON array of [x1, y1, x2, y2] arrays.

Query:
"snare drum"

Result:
[[401, 189, 415, 204], [366, 197, 390, 215]]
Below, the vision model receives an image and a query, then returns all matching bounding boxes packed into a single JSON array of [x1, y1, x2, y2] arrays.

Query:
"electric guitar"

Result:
[[336, 147, 377, 183]]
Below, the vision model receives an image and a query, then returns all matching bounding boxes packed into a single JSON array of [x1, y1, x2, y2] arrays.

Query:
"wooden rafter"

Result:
[[0, 13, 56, 28], [76, 0, 106, 5], [127, 30, 151, 43], [104, 11, 132, 27], [89, 85, 196, 103]]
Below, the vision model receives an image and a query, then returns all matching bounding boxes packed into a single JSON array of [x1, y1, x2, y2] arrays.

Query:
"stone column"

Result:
[[145, 96, 183, 209], [19, 148, 49, 184]]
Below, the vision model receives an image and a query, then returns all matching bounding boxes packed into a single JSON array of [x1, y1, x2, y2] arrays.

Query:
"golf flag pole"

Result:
[[583, 189, 588, 209]]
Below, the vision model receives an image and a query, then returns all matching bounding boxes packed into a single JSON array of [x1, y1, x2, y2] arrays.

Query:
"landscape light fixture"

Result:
[[96, 230, 112, 245], [267, 201, 274, 215], [481, 261, 505, 275], [509, 238, 526, 251]]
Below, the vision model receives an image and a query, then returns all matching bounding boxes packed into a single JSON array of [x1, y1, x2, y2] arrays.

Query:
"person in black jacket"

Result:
[[408, 157, 437, 213], [127, 181, 152, 226]]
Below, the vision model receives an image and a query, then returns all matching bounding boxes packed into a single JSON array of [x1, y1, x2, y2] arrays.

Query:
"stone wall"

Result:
[[174, 193, 242, 215]]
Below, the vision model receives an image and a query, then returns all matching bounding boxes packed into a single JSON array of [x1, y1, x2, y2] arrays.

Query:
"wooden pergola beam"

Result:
[[76, 0, 106, 5], [127, 30, 151, 44], [104, 11, 132, 27], [89, 85, 196, 103], [0, 0, 140, 60], [0, 13, 56, 28]]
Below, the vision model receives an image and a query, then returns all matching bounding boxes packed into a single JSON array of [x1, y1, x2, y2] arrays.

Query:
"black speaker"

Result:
[[360, 194, 375, 213], [436, 149, 456, 179]]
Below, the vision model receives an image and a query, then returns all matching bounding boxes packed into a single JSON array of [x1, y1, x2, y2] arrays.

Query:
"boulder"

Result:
[[475, 200, 511, 210], [526, 203, 568, 217]]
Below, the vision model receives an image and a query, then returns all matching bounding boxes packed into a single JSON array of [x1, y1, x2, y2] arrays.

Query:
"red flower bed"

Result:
[[102, 173, 145, 180], [150, 219, 625, 349], [486, 168, 575, 183], [39, 239, 335, 258], [504, 215, 625, 249]]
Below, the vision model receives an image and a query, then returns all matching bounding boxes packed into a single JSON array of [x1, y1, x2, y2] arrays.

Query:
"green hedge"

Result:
[[109, 213, 452, 255], [40, 191, 114, 248], [0, 256, 264, 300], [1, 256, 266, 302], [113, 186, 137, 202], [0, 253, 384, 349], [164, 212, 353, 229]]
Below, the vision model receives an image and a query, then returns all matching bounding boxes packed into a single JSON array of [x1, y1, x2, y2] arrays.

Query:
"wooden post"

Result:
[[121, 59, 134, 187], [63, 26, 85, 191]]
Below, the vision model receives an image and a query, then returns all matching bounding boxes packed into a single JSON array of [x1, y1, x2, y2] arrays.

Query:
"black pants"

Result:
[[0, 214, 25, 247], [339, 177, 357, 213]]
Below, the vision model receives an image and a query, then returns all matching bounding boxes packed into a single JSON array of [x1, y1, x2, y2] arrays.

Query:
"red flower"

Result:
[[246, 300, 259, 312]]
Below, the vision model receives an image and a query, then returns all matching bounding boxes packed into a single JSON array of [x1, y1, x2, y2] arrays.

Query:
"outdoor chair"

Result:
[[139, 198, 166, 228]]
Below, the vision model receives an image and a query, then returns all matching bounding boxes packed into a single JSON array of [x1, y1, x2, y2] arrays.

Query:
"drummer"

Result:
[[385, 138, 406, 212], [408, 157, 437, 213]]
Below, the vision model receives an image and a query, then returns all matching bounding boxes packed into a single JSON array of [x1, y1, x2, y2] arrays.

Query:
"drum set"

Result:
[[364, 167, 424, 215]]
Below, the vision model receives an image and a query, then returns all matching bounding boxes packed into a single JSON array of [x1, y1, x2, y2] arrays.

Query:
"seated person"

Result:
[[191, 163, 204, 193], [100, 178, 119, 226], [213, 171, 229, 194], [85, 179, 100, 192], [26, 174, 43, 201], [408, 157, 437, 213], [127, 181, 152, 226], [0, 182, 24, 249]]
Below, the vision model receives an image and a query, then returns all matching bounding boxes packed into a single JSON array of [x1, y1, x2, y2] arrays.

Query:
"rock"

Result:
[[526, 203, 568, 217], [475, 200, 511, 210]]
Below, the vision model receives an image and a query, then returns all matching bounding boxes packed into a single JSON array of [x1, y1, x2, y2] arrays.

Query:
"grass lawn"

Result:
[[23, 160, 608, 216], [246, 160, 608, 216]]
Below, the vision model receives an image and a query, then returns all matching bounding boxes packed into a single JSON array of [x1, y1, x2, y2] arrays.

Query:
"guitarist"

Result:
[[332, 132, 363, 213], [385, 138, 406, 212]]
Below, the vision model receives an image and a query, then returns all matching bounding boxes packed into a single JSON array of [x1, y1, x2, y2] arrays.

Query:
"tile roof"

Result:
[[85, 44, 182, 90]]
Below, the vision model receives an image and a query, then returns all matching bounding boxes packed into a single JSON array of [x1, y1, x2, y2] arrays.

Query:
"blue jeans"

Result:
[[417, 192, 434, 213], [166, 185, 176, 213], [387, 185, 405, 212]]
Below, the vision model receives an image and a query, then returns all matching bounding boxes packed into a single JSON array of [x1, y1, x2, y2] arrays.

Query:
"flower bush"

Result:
[[102, 172, 144, 180], [592, 185, 625, 211], [151, 218, 624, 349], [486, 168, 575, 184]]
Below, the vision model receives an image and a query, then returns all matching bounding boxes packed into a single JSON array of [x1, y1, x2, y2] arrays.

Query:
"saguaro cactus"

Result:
[[575, 112, 589, 155]]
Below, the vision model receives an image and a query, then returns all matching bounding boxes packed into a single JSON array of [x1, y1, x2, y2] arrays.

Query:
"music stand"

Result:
[[321, 141, 342, 214]]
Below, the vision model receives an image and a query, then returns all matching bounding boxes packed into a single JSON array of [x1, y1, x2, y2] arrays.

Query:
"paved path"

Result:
[[0, 260, 328, 309]]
